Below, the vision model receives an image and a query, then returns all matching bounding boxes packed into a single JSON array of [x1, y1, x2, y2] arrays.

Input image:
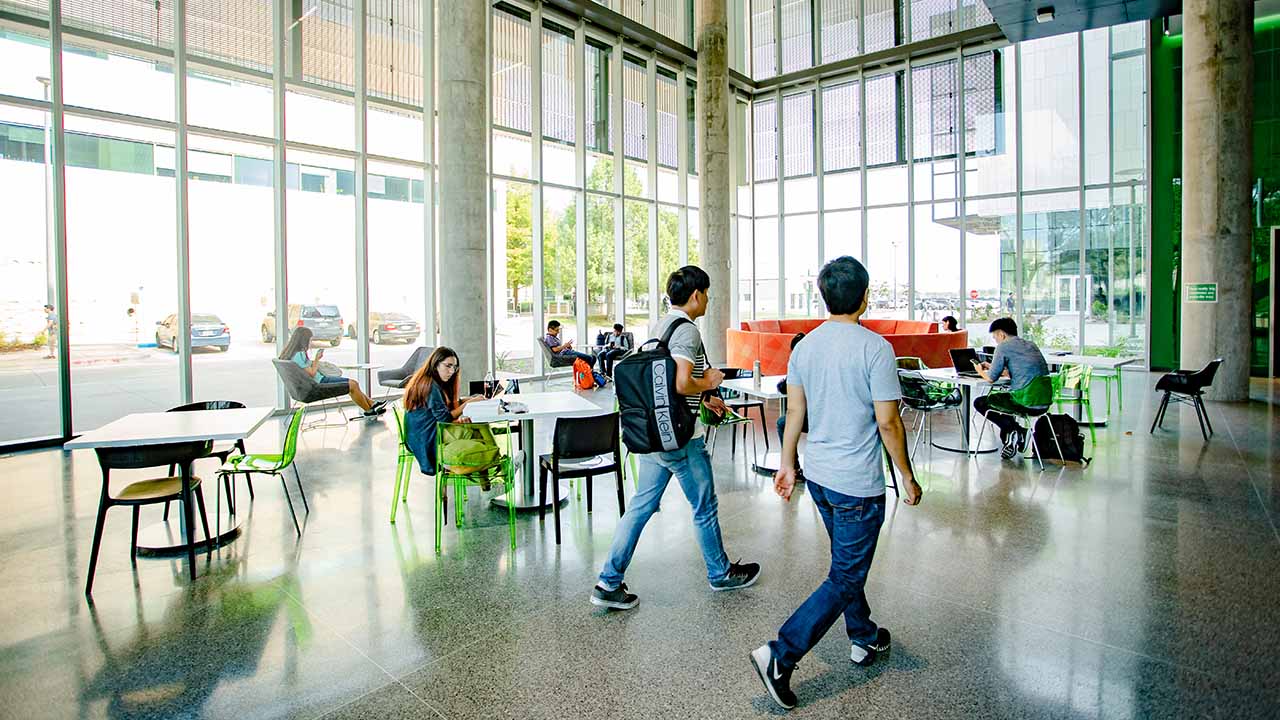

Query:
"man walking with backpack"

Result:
[[591, 266, 761, 610], [750, 256, 921, 710]]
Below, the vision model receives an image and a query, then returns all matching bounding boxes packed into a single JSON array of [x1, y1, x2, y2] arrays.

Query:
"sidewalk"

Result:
[[0, 344, 156, 373]]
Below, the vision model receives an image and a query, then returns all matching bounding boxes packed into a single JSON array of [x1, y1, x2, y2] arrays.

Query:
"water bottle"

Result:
[[753, 360, 762, 388]]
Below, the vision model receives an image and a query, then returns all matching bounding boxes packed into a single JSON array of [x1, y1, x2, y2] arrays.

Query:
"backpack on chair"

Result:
[[573, 358, 596, 391], [1032, 413, 1090, 465]]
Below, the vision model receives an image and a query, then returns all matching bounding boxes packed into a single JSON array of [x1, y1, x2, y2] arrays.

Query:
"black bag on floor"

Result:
[[1032, 413, 1090, 465], [614, 318, 695, 454]]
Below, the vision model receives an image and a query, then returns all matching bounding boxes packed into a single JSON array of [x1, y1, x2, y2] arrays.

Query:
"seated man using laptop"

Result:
[[969, 317, 1052, 459]]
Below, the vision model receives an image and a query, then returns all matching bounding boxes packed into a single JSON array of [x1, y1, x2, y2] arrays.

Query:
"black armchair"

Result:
[[1150, 358, 1222, 441], [272, 359, 351, 428], [537, 337, 577, 372]]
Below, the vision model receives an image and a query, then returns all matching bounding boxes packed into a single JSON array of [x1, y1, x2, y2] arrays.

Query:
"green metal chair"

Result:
[[1095, 368, 1123, 415], [389, 406, 415, 523], [217, 407, 308, 536], [1052, 364, 1097, 446], [434, 421, 518, 555]]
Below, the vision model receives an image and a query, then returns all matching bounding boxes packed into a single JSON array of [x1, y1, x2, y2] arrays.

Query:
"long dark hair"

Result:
[[280, 327, 313, 360], [404, 346, 460, 411]]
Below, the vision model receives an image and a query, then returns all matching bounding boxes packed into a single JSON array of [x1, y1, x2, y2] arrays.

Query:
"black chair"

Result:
[[537, 337, 577, 378], [162, 401, 251, 519], [537, 412, 624, 545], [85, 440, 213, 596], [1150, 358, 1222, 441], [712, 367, 769, 457], [378, 346, 432, 397]]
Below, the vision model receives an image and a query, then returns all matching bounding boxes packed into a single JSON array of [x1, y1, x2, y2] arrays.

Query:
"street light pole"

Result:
[[38, 75, 54, 310]]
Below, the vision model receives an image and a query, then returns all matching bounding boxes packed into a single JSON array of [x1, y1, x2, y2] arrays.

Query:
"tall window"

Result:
[[780, 0, 813, 74], [493, 6, 533, 179], [542, 22, 576, 186], [820, 0, 860, 64], [752, 0, 777, 78], [586, 40, 614, 192]]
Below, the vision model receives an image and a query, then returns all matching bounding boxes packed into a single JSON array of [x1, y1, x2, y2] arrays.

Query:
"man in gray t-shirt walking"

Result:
[[751, 256, 921, 711]]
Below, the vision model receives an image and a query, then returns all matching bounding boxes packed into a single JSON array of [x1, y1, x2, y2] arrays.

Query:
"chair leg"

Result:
[[291, 464, 309, 513], [615, 455, 626, 515], [730, 420, 737, 456], [222, 473, 235, 516], [194, 486, 212, 549], [758, 405, 770, 452], [538, 465, 548, 520], [551, 471, 563, 545], [1150, 392, 1169, 433], [1085, 399, 1097, 447], [245, 474, 255, 500], [1117, 371, 1124, 411], [1198, 395, 1214, 436], [586, 473, 594, 513], [130, 506, 140, 564], [85, 496, 110, 596], [163, 500, 170, 521], [278, 473, 301, 536], [1193, 396, 1210, 441], [507, 478, 518, 551], [435, 475, 445, 555], [910, 410, 927, 460], [390, 456, 406, 524]]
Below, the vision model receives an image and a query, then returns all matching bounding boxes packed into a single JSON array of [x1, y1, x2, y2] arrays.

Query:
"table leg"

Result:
[[491, 418, 569, 511], [959, 385, 972, 452]]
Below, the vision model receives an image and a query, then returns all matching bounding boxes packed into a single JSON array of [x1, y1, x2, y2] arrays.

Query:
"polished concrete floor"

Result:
[[1, 373, 1277, 719]]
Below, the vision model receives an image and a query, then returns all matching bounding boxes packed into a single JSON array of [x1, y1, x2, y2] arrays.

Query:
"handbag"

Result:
[[317, 360, 343, 378]]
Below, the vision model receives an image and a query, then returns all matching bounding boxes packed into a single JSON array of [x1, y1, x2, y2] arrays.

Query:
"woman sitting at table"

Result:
[[282, 327, 385, 417], [402, 346, 485, 475]]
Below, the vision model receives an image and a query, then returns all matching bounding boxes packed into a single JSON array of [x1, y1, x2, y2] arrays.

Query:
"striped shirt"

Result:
[[654, 310, 708, 437]]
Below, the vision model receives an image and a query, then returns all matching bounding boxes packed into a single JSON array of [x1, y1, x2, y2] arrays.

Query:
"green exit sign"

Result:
[[1185, 283, 1218, 303]]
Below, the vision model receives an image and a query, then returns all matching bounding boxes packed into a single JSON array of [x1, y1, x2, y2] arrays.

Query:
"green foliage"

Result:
[[33, 331, 47, 348]]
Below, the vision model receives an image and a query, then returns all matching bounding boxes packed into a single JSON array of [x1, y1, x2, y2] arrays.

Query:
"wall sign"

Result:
[[1185, 283, 1218, 303]]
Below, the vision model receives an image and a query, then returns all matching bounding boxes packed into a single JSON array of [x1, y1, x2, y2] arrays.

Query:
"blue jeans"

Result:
[[770, 482, 885, 667], [560, 350, 595, 365], [598, 437, 731, 587]]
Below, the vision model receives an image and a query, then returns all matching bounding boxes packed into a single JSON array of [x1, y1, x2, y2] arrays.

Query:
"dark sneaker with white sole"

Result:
[[850, 627, 891, 666], [750, 644, 796, 710], [590, 583, 638, 610], [709, 561, 761, 591], [1000, 430, 1019, 459]]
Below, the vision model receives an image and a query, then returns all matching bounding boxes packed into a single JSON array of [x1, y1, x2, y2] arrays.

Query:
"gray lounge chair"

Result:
[[272, 358, 352, 429], [378, 346, 433, 398], [538, 337, 577, 379]]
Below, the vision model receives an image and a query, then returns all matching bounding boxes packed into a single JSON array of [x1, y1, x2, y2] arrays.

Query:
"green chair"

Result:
[[217, 407, 308, 536], [434, 421, 518, 555], [389, 406, 415, 523], [1095, 368, 1123, 415], [1052, 364, 1097, 446]]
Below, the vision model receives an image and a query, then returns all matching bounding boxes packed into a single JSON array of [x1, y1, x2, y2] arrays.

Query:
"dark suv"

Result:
[[261, 304, 344, 347], [345, 312, 422, 344]]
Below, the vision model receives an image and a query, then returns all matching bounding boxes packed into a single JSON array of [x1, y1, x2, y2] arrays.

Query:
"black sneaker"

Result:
[[850, 627, 890, 667], [1000, 431, 1019, 459], [710, 560, 761, 591], [590, 583, 638, 610], [750, 644, 796, 710]]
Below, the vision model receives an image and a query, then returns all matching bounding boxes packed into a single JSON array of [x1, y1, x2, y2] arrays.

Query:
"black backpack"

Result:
[[615, 318, 696, 454], [1032, 413, 1090, 465]]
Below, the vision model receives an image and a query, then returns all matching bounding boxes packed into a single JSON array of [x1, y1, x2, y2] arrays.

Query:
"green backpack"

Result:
[[440, 423, 501, 468]]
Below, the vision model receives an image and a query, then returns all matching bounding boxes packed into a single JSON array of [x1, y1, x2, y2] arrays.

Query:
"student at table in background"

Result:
[[597, 323, 632, 376], [402, 346, 485, 475], [282, 327, 386, 417], [940, 315, 960, 332], [970, 317, 1052, 460], [544, 320, 596, 366]]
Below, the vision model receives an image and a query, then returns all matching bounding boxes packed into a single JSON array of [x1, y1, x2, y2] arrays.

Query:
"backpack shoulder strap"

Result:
[[657, 317, 693, 350]]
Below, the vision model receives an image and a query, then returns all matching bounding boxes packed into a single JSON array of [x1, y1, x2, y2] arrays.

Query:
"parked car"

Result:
[[344, 312, 421, 344], [261, 304, 343, 347], [156, 313, 230, 352]]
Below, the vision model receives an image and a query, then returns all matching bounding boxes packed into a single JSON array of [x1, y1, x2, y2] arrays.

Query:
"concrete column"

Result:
[[1181, 0, 1254, 400], [697, 0, 732, 364], [438, 0, 490, 385]]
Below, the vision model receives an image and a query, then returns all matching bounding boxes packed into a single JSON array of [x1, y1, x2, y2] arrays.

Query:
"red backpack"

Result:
[[573, 358, 596, 390]]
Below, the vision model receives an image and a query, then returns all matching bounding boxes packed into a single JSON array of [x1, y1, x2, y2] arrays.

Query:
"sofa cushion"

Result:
[[893, 319, 937, 334], [751, 319, 781, 333], [777, 319, 825, 335], [860, 318, 897, 335]]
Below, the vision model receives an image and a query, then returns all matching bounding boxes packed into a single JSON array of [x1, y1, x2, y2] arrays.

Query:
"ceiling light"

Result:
[[1036, 6, 1055, 23]]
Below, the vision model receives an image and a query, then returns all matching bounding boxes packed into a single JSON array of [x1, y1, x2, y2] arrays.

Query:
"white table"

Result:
[[720, 375, 790, 475], [64, 407, 275, 575], [915, 368, 1002, 454], [338, 362, 383, 395], [465, 391, 607, 510], [1041, 354, 1139, 425]]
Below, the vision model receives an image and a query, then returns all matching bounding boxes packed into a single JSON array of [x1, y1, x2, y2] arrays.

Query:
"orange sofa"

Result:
[[727, 318, 969, 375]]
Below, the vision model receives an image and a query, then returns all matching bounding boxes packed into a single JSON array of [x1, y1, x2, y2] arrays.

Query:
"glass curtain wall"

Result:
[[734, 20, 1149, 362], [0, 0, 434, 446]]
